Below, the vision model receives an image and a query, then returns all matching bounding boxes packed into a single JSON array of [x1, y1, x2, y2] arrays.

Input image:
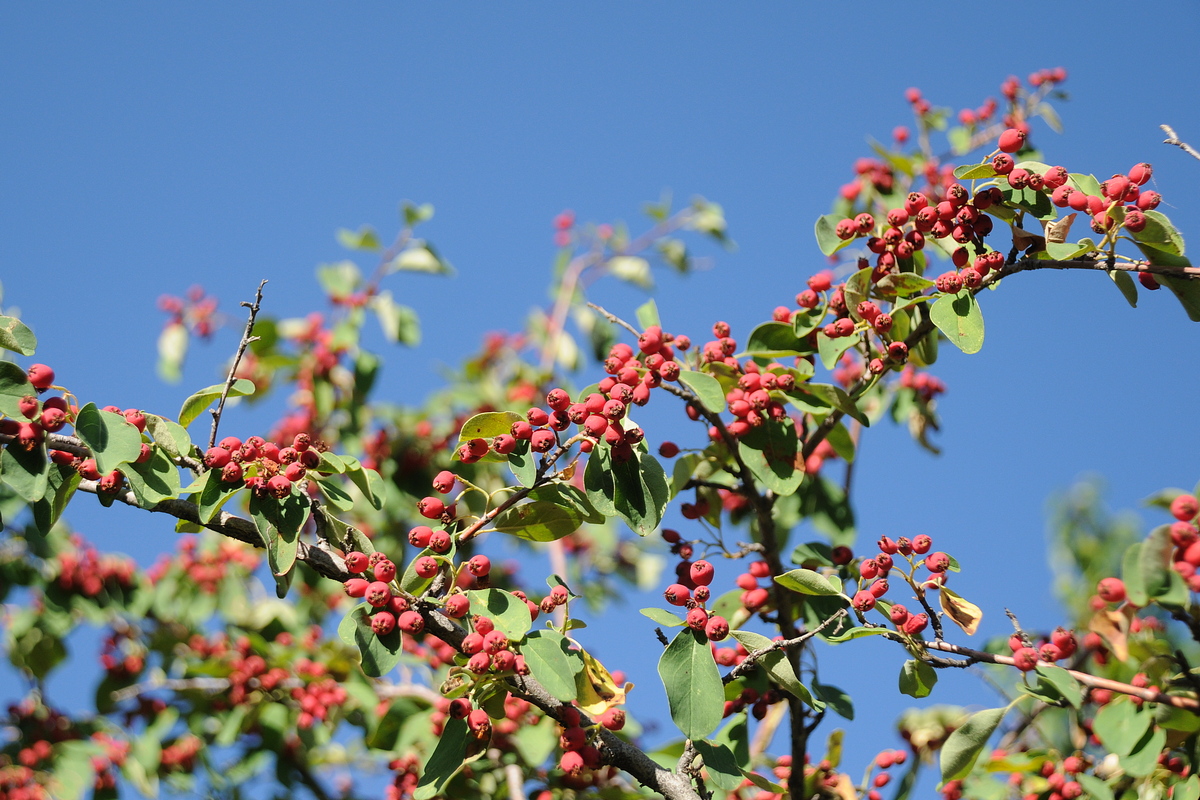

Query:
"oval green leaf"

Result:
[[519, 630, 578, 702], [774, 568, 840, 596], [940, 705, 1008, 783], [659, 628, 724, 741], [178, 379, 256, 429], [74, 402, 144, 474]]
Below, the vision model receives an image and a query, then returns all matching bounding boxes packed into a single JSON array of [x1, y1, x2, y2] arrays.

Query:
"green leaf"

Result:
[[456, 411, 523, 463], [584, 445, 618, 517], [801, 383, 869, 426], [792, 306, 826, 338], [123, 447, 181, 506], [1, 441, 49, 502], [339, 455, 384, 510], [737, 416, 802, 497], [875, 273, 935, 297], [817, 330, 861, 371], [659, 628, 724, 740], [729, 629, 820, 709], [608, 255, 653, 289], [511, 714, 558, 768], [635, 298, 661, 330], [1093, 698, 1152, 757], [1075, 774, 1115, 800], [929, 291, 984, 354], [812, 682, 853, 720], [493, 500, 583, 542], [1131, 209, 1186, 256], [744, 321, 807, 358], [467, 589, 532, 640], [1159, 273, 1200, 322], [693, 741, 743, 792], [940, 706, 1008, 783], [824, 421, 855, 463], [1173, 775, 1200, 800], [74, 403, 144, 474], [414, 717, 470, 800], [1121, 542, 1149, 608], [774, 568, 840, 596], [519, 630, 578, 702], [815, 213, 855, 257], [31, 465, 79, 536], [337, 225, 381, 252], [608, 446, 670, 536], [898, 659, 937, 698], [842, 267, 873, 319], [0, 361, 36, 419], [1140, 524, 1179, 603], [1120, 726, 1167, 778], [1001, 185, 1055, 220], [249, 491, 310, 580], [177, 379, 256, 429], [1033, 665, 1082, 708], [341, 603, 403, 678], [678, 370, 726, 414], [953, 163, 998, 180], [143, 414, 192, 461], [0, 315, 36, 355], [391, 242, 454, 275], [640, 607, 685, 627], [1109, 270, 1138, 308], [370, 290, 421, 346], [507, 440, 538, 487]]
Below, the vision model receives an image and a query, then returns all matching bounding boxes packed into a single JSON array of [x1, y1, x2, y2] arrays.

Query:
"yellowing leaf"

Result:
[[1088, 608, 1129, 662], [575, 646, 630, 716], [939, 587, 982, 635]]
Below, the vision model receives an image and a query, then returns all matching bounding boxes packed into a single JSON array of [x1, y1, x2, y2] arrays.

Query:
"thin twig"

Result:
[[1162, 124, 1200, 163], [722, 610, 849, 685], [913, 638, 1200, 711], [208, 280, 267, 450], [588, 302, 641, 338], [110, 676, 231, 703]]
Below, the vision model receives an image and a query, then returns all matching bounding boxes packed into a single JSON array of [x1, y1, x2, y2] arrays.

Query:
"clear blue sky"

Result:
[[3, 3, 1200, 793]]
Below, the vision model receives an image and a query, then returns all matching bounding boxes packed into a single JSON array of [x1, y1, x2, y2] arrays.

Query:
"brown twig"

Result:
[[73, 478, 353, 583], [1162, 124, 1200, 163], [208, 280, 267, 450], [913, 638, 1200, 712], [722, 609, 849, 685]]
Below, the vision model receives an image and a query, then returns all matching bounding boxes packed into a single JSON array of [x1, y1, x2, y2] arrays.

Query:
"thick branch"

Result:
[[418, 608, 701, 800], [73, 479, 353, 582]]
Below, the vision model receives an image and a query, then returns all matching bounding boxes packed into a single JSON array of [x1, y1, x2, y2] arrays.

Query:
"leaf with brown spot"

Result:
[[939, 587, 982, 635]]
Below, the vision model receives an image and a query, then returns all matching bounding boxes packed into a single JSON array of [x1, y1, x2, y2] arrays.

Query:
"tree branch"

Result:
[[209, 280, 267, 450], [1162, 124, 1200, 163]]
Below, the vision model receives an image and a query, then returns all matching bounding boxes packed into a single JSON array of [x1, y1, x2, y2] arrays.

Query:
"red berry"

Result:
[[664, 584, 691, 606], [705, 615, 730, 641], [686, 607, 709, 631], [433, 470, 456, 493], [371, 611, 396, 635], [365, 581, 392, 607], [467, 555, 491, 577], [689, 560, 715, 587], [1097, 577, 1126, 603], [414, 557, 439, 579], [344, 577, 369, 598], [417, 496, 445, 519], [344, 552, 369, 574], [373, 560, 396, 582], [397, 610, 425, 635], [998, 128, 1026, 153], [408, 526, 433, 548], [1012, 647, 1039, 671], [1171, 494, 1199, 522], [26, 364, 55, 390], [530, 429, 556, 452], [444, 594, 470, 618]]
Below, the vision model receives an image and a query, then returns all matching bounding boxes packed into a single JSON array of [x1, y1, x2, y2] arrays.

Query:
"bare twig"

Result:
[[588, 302, 641, 338], [912, 638, 1200, 712], [1162, 124, 1200, 163], [723, 609, 849, 685], [208, 280, 267, 450], [110, 676, 230, 703]]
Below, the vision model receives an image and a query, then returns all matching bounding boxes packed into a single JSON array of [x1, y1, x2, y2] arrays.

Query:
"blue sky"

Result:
[[3, 3, 1200, 793]]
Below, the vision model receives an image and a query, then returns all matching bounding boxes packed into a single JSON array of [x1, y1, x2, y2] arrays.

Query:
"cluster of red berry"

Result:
[[203, 432, 323, 499]]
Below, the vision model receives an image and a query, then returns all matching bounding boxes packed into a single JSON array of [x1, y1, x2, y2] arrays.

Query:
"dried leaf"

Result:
[[1088, 609, 1129, 662], [1044, 213, 1077, 243], [939, 587, 982, 635], [576, 647, 631, 715], [1012, 226, 1045, 253]]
